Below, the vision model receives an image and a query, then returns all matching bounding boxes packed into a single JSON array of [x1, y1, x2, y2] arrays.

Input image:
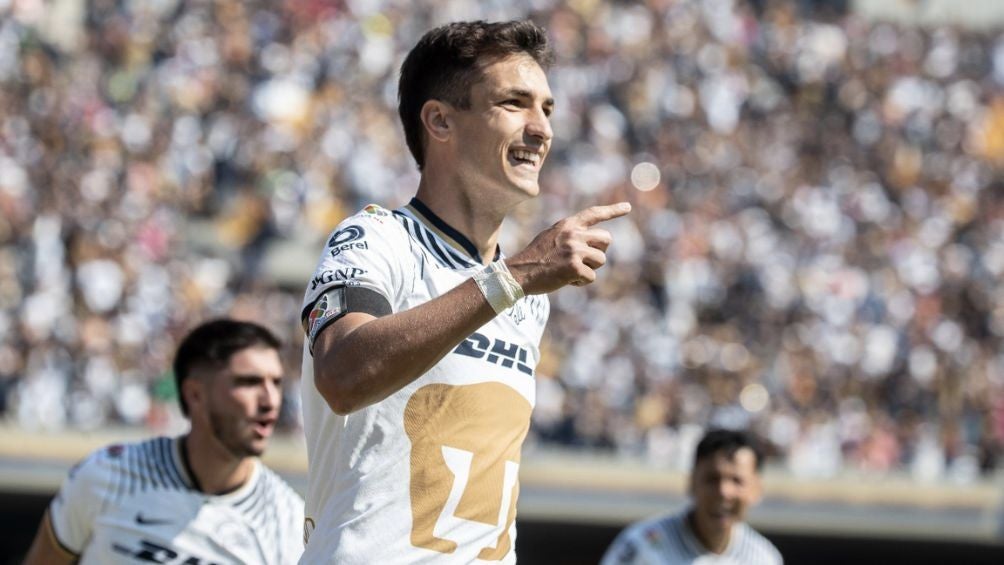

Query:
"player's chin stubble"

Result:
[[209, 406, 263, 459]]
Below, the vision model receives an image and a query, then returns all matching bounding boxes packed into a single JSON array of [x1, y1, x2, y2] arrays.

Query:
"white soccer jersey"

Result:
[[601, 510, 783, 565], [47, 436, 305, 565], [299, 201, 550, 564]]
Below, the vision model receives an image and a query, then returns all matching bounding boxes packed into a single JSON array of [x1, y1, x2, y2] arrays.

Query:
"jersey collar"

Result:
[[172, 435, 261, 500], [402, 198, 501, 266], [683, 508, 736, 556]]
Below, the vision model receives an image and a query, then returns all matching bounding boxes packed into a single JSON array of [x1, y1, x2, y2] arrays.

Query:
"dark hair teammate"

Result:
[[602, 429, 782, 565], [25, 319, 304, 565]]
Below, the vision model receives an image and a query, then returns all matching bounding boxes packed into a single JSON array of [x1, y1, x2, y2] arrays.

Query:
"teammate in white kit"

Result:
[[299, 20, 631, 564], [601, 429, 783, 565], [24, 319, 305, 565]]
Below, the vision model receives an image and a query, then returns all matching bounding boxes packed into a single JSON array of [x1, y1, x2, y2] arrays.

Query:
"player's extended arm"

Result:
[[23, 511, 78, 565], [313, 202, 631, 415]]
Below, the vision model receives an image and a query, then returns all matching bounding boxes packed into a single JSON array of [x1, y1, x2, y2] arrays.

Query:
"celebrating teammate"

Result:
[[24, 319, 305, 564], [298, 19, 630, 564], [601, 429, 783, 565]]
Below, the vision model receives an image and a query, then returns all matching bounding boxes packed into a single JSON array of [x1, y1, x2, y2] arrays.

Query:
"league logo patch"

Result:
[[363, 204, 389, 218], [304, 288, 346, 345]]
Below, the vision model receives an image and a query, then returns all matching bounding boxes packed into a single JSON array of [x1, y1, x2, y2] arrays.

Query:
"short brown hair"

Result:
[[397, 20, 554, 170], [173, 319, 281, 416]]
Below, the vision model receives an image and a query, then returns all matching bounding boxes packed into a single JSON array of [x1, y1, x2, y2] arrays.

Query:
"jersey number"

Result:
[[404, 382, 532, 561]]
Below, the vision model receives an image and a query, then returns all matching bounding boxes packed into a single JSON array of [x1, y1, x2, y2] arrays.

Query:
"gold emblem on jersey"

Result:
[[303, 517, 315, 545], [404, 382, 532, 560]]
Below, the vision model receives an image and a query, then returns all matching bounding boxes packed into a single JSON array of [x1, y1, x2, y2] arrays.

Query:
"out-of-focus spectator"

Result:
[[1, 0, 1003, 480]]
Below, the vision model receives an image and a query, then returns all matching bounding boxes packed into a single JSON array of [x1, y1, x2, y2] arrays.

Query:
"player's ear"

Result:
[[420, 99, 452, 144], [182, 377, 205, 415]]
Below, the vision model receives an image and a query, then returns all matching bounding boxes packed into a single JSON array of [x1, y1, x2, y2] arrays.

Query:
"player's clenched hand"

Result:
[[506, 202, 631, 295]]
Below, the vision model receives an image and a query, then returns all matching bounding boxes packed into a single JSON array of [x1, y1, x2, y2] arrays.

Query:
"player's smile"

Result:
[[507, 146, 545, 171], [452, 53, 554, 204], [706, 505, 739, 528], [688, 447, 762, 550]]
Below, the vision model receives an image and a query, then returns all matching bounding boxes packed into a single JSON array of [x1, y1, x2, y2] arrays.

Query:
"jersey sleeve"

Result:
[[601, 527, 637, 565], [758, 532, 784, 565], [600, 524, 661, 565], [48, 448, 116, 554], [301, 205, 412, 349]]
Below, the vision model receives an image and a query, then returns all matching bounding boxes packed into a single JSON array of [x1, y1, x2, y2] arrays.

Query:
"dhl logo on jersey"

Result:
[[453, 332, 533, 376]]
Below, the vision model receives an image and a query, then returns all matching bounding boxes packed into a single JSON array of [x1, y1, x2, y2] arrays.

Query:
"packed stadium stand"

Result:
[[1, 0, 1003, 562]]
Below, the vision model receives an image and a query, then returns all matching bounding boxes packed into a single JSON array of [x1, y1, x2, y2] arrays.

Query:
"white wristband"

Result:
[[473, 259, 525, 314]]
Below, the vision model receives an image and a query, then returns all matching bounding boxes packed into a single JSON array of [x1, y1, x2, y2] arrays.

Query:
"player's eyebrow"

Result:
[[233, 373, 283, 383], [498, 87, 555, 109]]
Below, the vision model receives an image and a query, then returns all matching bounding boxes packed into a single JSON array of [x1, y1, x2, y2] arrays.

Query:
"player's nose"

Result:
[[525, 106, 552, 144], [259, 380, 281, 412]]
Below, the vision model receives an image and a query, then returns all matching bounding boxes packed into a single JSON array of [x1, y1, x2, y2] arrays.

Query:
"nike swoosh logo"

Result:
[[135, 513, 172, 526]]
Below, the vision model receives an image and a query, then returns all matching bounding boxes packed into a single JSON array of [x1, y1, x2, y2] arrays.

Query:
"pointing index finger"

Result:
[[570, 202, 632, 227]]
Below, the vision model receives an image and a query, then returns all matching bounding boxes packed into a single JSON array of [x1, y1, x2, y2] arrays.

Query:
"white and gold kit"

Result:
[[299, 200, 549, 564], [601, 510, 783, 565], [47, 436, 305, 564]]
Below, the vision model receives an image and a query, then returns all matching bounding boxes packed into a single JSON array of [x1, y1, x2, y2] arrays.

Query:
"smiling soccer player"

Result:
[[602, 429, 783, 565], [298, 19, 631, 565]]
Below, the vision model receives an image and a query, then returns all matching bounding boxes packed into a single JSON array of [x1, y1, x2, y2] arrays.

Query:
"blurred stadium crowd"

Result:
[[1, 0, 1003, 481]]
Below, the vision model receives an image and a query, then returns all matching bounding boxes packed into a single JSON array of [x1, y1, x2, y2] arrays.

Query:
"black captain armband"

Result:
[[303, 286, 392, 351]]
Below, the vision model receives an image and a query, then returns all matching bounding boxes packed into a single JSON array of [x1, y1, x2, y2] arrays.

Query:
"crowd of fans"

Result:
[[1, 0, 1002, 481]]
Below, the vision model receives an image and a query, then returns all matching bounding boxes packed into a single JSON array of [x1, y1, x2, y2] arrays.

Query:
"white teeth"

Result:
[[511, 150, 540, 164]]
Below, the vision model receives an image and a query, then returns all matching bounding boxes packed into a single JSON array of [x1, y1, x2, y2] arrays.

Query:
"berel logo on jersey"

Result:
[[453, 332, 533, 376], [310, 267, 368, 290], [328, 226, 368, 257]]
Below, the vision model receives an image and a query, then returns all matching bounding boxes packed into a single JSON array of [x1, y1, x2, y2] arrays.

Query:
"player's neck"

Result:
[[686, 510, 732, 555], [415, 177, 506, 265], [181, 432, 255, 495]]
